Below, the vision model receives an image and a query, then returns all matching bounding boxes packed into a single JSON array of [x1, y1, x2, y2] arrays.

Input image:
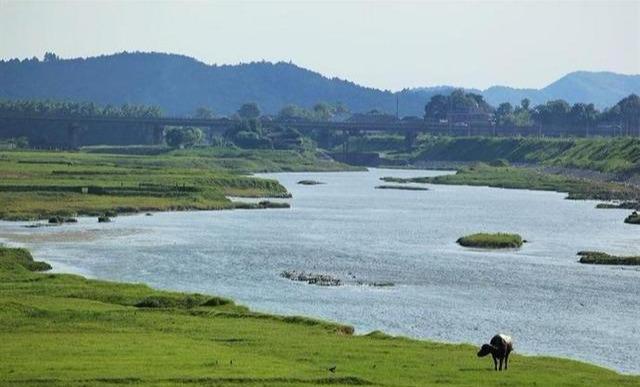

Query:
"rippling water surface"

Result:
[[2, 168, 639, 373]]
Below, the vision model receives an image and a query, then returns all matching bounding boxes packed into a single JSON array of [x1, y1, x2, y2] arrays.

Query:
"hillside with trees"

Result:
[[1, 52, 637, 117]]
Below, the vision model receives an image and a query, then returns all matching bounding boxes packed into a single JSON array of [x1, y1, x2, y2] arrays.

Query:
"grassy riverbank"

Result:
[[0, 147, 351, 220], [382, 163, 640, 201], [0, 246, 637, 386], [365, 136, 640, 176]]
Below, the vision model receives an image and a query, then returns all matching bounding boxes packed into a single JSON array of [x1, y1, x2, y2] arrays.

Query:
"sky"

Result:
[[0, 0, 638, 91]]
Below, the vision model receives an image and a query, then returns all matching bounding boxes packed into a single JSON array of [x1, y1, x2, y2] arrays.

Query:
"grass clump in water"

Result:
[[457, 233, 524, 248], [577, 251, 640, 265], [297, 180, 324, 185], [624, 211, 640, 224], [375, 185, 428, 191]]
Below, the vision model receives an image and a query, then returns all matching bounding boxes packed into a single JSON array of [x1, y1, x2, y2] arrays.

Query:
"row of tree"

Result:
[[424, 91, 640, 131], [191, 101, 350, 122], [0, 100, 162, 118]]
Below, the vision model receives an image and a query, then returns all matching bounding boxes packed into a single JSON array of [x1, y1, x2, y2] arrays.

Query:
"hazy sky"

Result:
[[1, 0, 638, 91]]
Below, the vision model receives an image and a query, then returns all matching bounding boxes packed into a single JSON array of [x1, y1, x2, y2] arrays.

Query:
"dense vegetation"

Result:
[[381, 164, 640, 201], [456, 233, 524, 249], [0, 246, 636, 386], [0, 147, 352, 220], [577, 251, 640, 265]]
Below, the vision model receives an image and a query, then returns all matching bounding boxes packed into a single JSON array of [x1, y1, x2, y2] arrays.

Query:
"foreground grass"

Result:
[[577, 251, 640, 265], [0, 147, 351, 220], [382, 164, 640, 201], [457, 233, 524, 249], [0, 247, 638, 386]]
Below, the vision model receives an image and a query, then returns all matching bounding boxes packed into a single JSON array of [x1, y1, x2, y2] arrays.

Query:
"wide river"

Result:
[[1, 168, 639, 373]]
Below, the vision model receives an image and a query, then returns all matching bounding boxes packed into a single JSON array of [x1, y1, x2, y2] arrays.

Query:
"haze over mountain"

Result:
[[0, 52, 637, 117]]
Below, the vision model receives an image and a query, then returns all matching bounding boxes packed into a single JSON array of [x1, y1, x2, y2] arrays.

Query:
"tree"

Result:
[[495, 103, 515, 127], [43, 52, 60, 62], [424, 94, 449, 120], [521, 98, 531, 111], [165, 127, 203, 148], [533, 100, 571, 127], [617, 94, 640, 134], [278, 104, 311, 121], [194, 107, 214, 119], [237, 102, 260, 119], [313, 102, 333, 121]]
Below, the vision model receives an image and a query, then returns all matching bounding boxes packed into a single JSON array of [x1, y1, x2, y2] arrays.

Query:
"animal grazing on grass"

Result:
[[477, 334, 513, 371]]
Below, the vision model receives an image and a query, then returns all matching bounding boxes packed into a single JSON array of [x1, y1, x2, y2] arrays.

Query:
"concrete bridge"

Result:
[[0, 114, 626, 149]]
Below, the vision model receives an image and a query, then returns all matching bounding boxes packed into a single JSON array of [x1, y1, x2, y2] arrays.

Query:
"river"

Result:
[[1, 168, 639, 373]]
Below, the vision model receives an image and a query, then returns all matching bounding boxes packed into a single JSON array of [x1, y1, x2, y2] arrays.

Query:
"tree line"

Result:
[[424, 90, 640, 133], [0, 100, 162, 118]]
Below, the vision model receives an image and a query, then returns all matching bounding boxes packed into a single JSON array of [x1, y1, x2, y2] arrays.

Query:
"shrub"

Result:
[[201, 297, 232, 307]]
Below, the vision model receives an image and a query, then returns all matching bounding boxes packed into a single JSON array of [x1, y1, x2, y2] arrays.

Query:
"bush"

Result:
[[135, 294, 211, 309], [201, 297, 232, 307]]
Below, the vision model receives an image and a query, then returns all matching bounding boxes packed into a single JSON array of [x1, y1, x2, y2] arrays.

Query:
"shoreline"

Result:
[[1, 245, 637, 378], [1, 225, 637, 376]]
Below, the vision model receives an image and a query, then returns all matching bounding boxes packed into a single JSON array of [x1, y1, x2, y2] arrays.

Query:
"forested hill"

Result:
[[0, 52, 412, 116], [0, 52, 638, 116]]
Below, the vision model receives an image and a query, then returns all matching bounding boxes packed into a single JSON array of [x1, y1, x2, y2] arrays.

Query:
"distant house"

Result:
[[446, 112, 493, 127]]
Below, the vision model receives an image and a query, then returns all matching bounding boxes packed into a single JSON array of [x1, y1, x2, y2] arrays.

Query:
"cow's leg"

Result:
[[505, 352, 509, 370], [499, 358, 503, 371], [492, 354, 497, 371]]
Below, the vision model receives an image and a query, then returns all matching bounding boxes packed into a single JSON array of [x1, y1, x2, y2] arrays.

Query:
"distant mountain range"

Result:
[[410, 71, 640, 110], [0, 52, 638, 116]]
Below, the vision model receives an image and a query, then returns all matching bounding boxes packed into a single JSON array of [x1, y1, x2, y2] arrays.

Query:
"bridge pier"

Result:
[[152, 125, 164, 145], [404, 130, 418, 150], [67, 124, 81, 149], [342, 130, 350, 156]]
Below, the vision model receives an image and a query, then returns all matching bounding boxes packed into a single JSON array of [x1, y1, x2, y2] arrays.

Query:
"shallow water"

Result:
[[1, 168, 639, 373]]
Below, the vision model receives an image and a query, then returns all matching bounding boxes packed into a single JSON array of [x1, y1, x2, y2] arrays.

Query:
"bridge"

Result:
[[0, 114, 627, 149]]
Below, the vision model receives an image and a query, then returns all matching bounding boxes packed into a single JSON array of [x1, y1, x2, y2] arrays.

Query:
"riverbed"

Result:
[[1, 168, 639, 373]]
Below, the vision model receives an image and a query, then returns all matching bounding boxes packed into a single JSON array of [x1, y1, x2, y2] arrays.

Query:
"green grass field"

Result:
[[0, 147, 352, 220], [381, 163, 640, 201], [0, 246, 638, 386]]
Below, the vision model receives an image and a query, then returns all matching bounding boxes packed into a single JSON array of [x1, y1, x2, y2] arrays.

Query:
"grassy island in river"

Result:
[[577, 251, 640, 265], [0, 246, 637, 386], [457, 233, 524, 248], [375, 185, 429, 191], [382, 163, 640, 201]]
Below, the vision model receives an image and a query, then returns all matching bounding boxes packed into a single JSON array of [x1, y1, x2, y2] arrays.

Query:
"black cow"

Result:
[[477, 334, 513, 371]]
